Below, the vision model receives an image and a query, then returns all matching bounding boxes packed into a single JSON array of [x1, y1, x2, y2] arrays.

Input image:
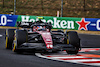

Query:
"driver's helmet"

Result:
[[33, 26, 45, 31]]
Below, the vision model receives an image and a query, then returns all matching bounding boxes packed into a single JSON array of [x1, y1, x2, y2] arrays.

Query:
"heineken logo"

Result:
[[76, 18, 90, 30], [21, 16, 75, 29]]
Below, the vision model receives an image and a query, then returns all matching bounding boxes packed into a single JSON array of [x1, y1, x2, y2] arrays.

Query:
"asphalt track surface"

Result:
[[0, 29, 100, 67]]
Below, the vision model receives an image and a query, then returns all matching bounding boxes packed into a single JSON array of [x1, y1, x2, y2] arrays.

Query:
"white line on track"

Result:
[[47, 56, 85, 58], [35, 48, 100, 66], [0, 34, 3, 37], [35, 53, 100, 66]]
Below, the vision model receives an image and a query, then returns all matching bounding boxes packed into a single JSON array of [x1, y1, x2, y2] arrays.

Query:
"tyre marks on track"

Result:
[[36, 48, 100, 66]]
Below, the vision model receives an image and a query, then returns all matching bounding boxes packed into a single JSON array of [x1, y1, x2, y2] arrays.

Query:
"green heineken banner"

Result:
[[17, 15, 81, 30], [0, 14, 100, 31]]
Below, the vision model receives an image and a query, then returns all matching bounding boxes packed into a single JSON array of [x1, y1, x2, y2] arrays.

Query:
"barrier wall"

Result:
[[0, 14, 100, 31]]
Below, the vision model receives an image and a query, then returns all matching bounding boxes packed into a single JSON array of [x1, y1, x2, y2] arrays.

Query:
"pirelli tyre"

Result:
[[66, 31, 80, 54], [13, 30, 28, 53], [6, 29, 15, 49]]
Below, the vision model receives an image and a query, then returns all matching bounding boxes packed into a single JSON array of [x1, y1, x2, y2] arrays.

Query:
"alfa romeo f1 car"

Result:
[[5, 17, 81, 54]]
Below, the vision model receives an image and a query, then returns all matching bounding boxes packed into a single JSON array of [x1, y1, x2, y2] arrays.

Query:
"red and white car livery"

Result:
[[6, 18, 81, 54]]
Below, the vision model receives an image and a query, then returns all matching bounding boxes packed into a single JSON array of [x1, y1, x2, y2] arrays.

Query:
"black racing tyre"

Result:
[[66, 31, 80, 54], [16, 30, 28, 47], [68, 31, 80, 48], [13, 30, 28, 52], [6, 29, 15, 49]]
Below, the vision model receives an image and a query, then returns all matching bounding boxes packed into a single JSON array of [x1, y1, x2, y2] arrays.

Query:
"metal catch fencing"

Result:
[[0, 0, 100, 18]]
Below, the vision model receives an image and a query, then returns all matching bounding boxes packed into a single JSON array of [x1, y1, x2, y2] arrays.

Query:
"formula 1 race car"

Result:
[[5, 17, 81, 54]]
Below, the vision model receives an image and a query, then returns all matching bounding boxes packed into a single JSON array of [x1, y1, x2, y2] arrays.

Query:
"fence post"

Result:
[[61, 0, 63, 17], [2, 0, 4, 8], [14, 0, 16, 15], [41, 0, 44, 15], [83, 0, 85, 11], [57, 11, 60, 17]]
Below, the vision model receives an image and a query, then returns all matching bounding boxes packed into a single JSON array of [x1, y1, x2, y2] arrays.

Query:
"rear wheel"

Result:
[[66, 31, 80, 54], [13, 30, 28, 52], [68, 31, 80, 47], [5, 29, 15, 49]]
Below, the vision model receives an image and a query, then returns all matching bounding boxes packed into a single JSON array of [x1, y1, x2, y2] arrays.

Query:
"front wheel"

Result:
[[13, 30, 28, 52], [5, 29, 15, 49]]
